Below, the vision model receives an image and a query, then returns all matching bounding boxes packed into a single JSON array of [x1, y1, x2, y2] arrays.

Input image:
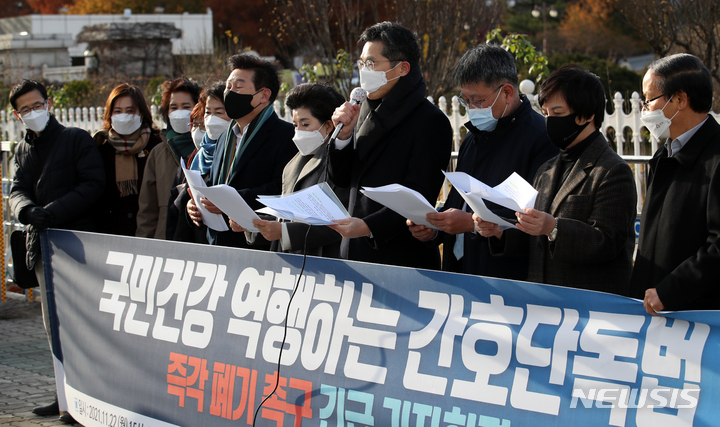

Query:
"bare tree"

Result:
[[264, 0, 381, 90], [383, 0, 504, 99], [614, 0, 720, 85]]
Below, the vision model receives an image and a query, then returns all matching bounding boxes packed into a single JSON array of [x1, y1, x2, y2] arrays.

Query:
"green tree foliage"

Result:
[[47, 80, 96, 109], [486, 28, 549, 84]]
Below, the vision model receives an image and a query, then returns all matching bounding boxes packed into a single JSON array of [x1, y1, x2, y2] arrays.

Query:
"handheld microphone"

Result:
[[330, 87, 367, 141]]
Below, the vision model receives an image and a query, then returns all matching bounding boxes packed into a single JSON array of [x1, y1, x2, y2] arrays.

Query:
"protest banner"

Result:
[[42, 229, 719, 427]]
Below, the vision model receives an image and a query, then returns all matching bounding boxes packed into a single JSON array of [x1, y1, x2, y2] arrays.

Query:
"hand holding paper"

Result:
[[181, 160, 229, 232], [200, 185, 261, 232], [360, 184, 439, 229], [444, 171, 538, 231], [257, 183, 349, 226]]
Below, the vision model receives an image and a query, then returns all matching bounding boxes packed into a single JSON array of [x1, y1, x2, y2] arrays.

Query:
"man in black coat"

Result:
[[329, 22, 453, 269], [8, 79, 104, 423], [631, 53, 720, 313], [408, 44, 557, 279], [187, 54, 296, 248]]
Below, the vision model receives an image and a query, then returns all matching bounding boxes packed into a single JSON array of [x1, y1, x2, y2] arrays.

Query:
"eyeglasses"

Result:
[[357, 59, 395, 72], [17, 101, 47, 117], [458, 85, 504, 110], [641, 93, 666, 110]]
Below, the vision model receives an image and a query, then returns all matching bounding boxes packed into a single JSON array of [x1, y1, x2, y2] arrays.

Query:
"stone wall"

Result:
[[77, 22, 181, 78]]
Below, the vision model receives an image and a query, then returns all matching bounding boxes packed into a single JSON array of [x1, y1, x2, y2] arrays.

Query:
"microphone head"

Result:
[[350, 87, 367, 105]]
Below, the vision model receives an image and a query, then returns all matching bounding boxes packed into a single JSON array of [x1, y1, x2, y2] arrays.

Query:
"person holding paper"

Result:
[[231, 83, 347, 257], [186, 53, 296, 248], [408, 44, 557, 279], [631, 54, 720, 313], [329, 22, 452, 269], [167, 80, 230, 242], [474, 65, 636, 294]]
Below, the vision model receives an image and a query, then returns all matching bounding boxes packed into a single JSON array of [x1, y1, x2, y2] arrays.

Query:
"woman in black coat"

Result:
[[94, 83, 161, 236]]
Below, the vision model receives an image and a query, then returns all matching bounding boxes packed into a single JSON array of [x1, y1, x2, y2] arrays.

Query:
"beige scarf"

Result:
[[107, 127, 150, 197]]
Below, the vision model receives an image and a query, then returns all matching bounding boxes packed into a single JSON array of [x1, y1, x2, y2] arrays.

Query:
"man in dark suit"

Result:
[[9, 79, 104, 424], [631, 54, 720, 313], [187, 54, 296, 248], [475, 65, 637, 294], [329, 21, 452, 269], [408, 44, 557, 279]]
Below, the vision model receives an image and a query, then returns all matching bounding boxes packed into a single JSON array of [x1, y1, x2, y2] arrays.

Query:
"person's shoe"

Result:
[[59, 413, 77, 425], [32, 398, 59, 416]]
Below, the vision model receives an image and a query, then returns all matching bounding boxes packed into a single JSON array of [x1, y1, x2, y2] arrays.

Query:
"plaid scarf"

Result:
[[107, 126, 150, 197]]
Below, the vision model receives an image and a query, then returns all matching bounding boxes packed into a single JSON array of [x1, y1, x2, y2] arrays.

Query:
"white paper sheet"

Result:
[[181, 160, 229, 232], [451, 171, 537, 212], [199, 185, 260, 232], [257, 183, 349, 226], [360, 184, 438, 229], [443, 171, 520, 231]]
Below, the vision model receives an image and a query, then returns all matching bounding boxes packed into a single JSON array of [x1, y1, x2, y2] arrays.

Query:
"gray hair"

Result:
[[453, 44, 518, 88]]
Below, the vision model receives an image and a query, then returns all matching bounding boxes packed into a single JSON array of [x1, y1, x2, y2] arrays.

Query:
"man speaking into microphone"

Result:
[[329, 21, 452, 269]]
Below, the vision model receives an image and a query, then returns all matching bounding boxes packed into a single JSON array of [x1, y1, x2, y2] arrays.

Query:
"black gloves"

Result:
[[22, 206, 54, 229]]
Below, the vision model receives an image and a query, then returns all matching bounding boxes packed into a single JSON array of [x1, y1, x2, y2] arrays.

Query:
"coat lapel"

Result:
[[672, 115, 720, 170], [295, 152, 324, 190], [228, 113, 276, 184], [535, 156, 562, 212], [281, 150, 325, 194], [549, 134, 607, 215]]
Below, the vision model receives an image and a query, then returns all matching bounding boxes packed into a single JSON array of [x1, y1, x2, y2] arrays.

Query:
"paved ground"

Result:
[[0, 293, 76, 426]]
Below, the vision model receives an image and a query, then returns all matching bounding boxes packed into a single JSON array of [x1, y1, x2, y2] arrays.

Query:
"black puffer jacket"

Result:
[[9, 115, 105, 265]]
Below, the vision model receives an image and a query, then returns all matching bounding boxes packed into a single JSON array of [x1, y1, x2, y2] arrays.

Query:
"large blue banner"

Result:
[[42, 229, 719, 427]]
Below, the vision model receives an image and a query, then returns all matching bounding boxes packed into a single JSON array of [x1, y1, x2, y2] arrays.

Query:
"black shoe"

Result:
[[59, 413, 77, 425], [32, 398, 59, 416]]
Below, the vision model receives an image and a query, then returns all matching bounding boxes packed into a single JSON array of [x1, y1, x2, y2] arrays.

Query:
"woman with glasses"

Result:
[[93, 83, 162, 236]]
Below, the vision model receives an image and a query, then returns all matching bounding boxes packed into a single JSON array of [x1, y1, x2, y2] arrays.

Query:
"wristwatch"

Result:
[[548, 218, 558, 242]]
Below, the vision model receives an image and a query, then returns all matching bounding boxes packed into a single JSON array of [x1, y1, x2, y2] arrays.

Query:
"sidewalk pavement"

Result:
[[0, 293, 78, 426]]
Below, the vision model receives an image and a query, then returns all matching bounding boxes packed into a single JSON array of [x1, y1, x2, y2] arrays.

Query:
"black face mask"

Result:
[[224, 89, 262, 120], [545, 113, 590, 150]]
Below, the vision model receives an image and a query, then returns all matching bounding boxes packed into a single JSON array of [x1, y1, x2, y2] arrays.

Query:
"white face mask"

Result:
[[204, 114, 231, 141], [467, 88, 505, 132], [641, 96, 677, 141], [191, 127, 206, 149], [111, 113, 142, 135], [360, 62, 401, 94], [22, 106, 50, 133], [169, 109, 192, 134], [292, 128, 327, 156]]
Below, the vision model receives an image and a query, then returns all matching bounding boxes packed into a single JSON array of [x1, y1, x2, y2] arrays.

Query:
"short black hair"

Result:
[[539, 64, 605, 129], [285, 83, 345, 123], [648, 53, 713, 114], [9, 80, 48, 111], [359, 22, 421, 68], [205, 80, 226, 104], [227, 54, 281, 103], [454, 44, 518, 88]]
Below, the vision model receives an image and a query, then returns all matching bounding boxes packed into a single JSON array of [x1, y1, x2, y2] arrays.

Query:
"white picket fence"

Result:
[[4, 89, 717, 156]]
